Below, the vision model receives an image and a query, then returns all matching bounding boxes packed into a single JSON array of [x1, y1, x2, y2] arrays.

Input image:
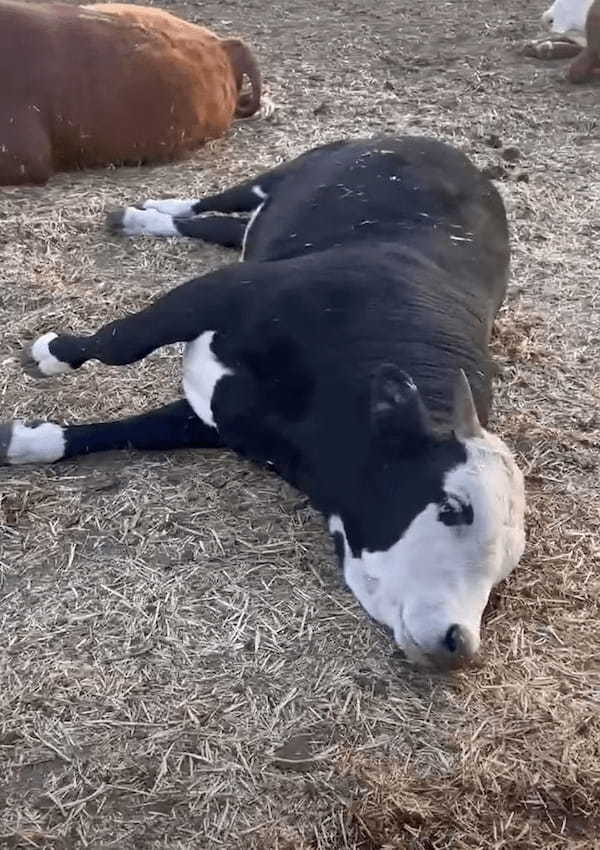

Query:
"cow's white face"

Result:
[[329, 369, 526, 670], [542, 0, 593, 40]]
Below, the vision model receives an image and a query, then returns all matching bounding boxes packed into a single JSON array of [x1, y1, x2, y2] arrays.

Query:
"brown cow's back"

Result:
[[0, 1, 260, 185]]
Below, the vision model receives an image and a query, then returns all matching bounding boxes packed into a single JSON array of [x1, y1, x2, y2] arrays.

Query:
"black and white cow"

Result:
[[0, 136, 526, 669]]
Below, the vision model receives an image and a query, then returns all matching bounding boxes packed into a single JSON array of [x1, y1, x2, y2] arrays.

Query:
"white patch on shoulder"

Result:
[[6, 422, 65, 464], [182, 331, 233, 428], [142, 198, 198, 217], [30, 332, 72, 376], [119, 207, 178, 237]]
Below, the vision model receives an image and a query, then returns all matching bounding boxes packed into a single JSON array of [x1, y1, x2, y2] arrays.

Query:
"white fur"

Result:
[[142, 198, 198, 218], [6, 422, 65, 464], [240, 187, 268, 261], [259, 94, 277, 120], [30, 332, 72, 376], [542, 0, 592, 44], [182, 331, 233, 428], [119, 207, 179, 237], [329, 430, 526, 667]]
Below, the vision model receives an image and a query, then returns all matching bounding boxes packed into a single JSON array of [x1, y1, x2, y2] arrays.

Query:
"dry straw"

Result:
[[1, 1, 599, 846]]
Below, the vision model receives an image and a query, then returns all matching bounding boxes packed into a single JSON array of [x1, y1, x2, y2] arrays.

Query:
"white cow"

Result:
[[528, 0, 600, 81], [541, 0, 593, 45]]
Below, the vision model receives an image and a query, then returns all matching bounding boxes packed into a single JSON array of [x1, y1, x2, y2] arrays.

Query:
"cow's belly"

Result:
[[182, 331, 233, 428]]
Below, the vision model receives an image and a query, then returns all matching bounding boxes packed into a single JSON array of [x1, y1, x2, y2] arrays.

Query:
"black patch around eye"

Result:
[[438, 497, 474, 527]]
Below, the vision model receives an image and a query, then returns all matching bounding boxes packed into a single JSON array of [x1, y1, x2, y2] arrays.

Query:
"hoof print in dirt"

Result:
[[271, 735, 322, 773]]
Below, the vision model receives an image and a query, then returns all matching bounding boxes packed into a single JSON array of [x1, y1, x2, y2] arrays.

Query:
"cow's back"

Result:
[[245, 136, 510, 318], [0, 1, 240, 183]]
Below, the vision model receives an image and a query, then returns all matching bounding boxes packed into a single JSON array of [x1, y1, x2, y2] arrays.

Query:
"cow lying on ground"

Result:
[[525, 0, 600, 81], [0, 1, 262, 186], [0, 136, 526, 670]]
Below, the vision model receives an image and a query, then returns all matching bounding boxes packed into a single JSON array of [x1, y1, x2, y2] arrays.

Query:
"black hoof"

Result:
[[0, 423, 14, 463], [106, 208, 128, 234]]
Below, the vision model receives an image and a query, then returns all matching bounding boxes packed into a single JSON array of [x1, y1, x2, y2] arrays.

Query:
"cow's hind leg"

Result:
[[0, 117, 53, 186], [107, 209, 248, 248], [107, 162, 287, 239], [568, 47, 600, 82], [0, 399, 223, 465]]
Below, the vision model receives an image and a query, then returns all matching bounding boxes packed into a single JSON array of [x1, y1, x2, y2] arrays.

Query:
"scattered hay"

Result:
[[1, 0, 600, 848]]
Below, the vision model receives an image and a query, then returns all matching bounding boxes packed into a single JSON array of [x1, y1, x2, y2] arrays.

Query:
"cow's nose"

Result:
[[443, 623, 468, 653], [431, 623, 478, 669]]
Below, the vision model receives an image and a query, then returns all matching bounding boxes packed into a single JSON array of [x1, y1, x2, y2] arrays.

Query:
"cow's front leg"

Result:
[[522, 37, 582, 59], [0, 399, 223, 466], [19, 267, 238, 379]]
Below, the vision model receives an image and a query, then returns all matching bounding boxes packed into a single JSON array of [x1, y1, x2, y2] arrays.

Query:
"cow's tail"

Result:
[[222, 38, 262, 118]]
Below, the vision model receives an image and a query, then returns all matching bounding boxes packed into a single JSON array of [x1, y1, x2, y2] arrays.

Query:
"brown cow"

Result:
[[568, 0, 600, 80], [0, 1, 262, 186]]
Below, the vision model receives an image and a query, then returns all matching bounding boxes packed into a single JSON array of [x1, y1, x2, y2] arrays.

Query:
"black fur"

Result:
[[6, 135, 510, 556]]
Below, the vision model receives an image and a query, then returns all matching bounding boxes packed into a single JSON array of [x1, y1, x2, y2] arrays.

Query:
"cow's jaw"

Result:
[[328, 430, 525, 670]]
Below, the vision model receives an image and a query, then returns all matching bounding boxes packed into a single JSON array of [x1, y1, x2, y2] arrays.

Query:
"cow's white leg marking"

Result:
[[240, 185, 268, 261], [251, 185, 267, 201], [24, 332, 72, 377], [142, 198, 199, 217], [182, 331, 233, 428], [0, 421, 65, 464], [117, 207, 179, 237]]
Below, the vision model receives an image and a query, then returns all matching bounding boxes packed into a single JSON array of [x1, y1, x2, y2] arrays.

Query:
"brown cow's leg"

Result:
[[0, 118, 53, 186], [522, 38, 582, 60], [568, 46, 600, 82]]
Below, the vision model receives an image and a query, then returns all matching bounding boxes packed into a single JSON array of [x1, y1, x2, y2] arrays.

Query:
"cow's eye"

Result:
[[438, 494, 474, 527]]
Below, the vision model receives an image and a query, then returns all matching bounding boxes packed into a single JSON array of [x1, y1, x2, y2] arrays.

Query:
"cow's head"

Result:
[[542, 0, 593, 43], [329, 366, 525, 671]]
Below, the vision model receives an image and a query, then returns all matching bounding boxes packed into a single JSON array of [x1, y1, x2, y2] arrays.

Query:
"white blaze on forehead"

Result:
[[452, 430, 526, 580], [329, 429, 525, 664], [542, 0, 593, 37], [183, 331, 233, 428]]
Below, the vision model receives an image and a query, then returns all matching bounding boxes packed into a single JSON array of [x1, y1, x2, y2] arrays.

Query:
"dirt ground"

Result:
[[1, 1, 600, 848]]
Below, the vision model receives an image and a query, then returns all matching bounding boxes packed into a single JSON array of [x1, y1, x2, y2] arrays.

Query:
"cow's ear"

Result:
[[370, 364, 432, 452], [452, 369, 484, 440]]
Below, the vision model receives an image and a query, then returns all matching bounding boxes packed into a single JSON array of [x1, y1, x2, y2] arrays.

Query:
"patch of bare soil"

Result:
[[1, 1, 599, 848]]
